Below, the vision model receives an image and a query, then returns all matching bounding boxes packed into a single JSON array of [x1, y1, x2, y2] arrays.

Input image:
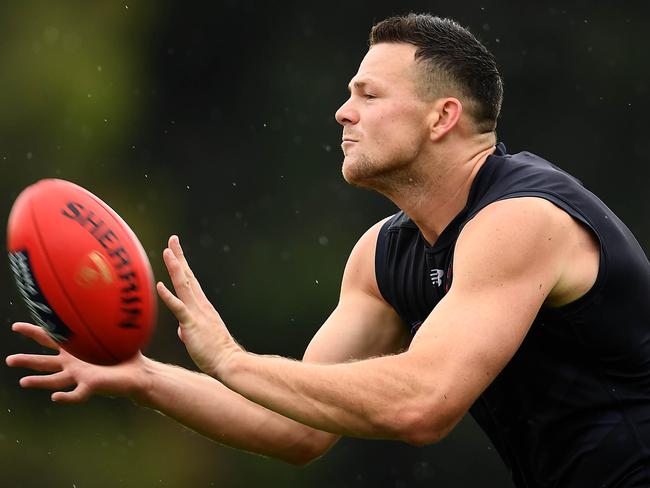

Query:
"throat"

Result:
[[387, 147, 495, 245]]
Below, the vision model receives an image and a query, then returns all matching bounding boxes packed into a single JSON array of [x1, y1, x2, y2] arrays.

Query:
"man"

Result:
[[7, 13, 650, 487]]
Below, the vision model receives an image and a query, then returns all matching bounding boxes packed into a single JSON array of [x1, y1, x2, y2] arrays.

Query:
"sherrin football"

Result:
[[7, 179, 157, 365]]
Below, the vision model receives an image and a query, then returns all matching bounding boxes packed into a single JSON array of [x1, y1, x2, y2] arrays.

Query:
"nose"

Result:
[[335, 97, 359, 126]]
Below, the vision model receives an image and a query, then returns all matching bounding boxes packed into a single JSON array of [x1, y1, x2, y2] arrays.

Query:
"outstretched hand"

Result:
[[6, 322, 147, 403], [157, 235, 241, 376]]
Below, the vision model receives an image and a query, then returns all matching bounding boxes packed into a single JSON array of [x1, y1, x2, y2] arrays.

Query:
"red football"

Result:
[[7, 179, 157, 365]]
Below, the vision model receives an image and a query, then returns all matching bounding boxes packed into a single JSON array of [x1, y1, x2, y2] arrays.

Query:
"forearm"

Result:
[[135, 357, 336, 464], [218, 352, 421, 441]]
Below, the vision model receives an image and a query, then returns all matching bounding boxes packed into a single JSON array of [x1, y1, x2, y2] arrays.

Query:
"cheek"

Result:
[[372, 111, 425, 153]]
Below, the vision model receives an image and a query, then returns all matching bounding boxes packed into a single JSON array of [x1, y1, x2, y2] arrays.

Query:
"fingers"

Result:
[[19, 371, 73, 390], [52, 384, 90, 404], [167, 235, 211, 306], [6, 353, 62, 373], [156, 281, 193, 324], [162, 246, 199, 309], [11, 322, 60, 350]]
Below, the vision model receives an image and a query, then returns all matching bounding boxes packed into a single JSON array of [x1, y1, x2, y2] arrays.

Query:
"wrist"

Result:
[[212, 343, 245, 382], [129, 355, 158, 407]]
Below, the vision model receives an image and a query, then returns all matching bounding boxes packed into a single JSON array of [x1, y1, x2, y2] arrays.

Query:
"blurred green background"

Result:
[[1, 1, 648, 486]]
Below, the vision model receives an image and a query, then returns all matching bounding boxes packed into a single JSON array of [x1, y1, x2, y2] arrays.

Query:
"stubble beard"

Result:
[[342, 153, 417, 197]]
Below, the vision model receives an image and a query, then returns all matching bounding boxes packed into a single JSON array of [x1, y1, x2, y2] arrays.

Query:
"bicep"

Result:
[[403, 199, 572, 429], [304, 217, 408, 364]]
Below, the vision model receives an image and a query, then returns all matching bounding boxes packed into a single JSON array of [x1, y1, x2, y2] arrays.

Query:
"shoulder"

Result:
[[350, 215, 396, 256], [341, 215, 395, 298], [453, 197, 576, 294]]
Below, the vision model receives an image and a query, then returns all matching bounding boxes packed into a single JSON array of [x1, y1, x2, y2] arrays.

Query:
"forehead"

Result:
[[350, 43, 419, 89]]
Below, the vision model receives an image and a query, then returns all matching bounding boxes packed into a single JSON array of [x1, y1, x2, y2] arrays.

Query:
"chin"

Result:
[[341, 157, 372, 188], [342, 153, 412, 195]]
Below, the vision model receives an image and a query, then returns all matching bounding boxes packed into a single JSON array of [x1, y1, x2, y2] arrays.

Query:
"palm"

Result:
[[156, 235, 239, 375]]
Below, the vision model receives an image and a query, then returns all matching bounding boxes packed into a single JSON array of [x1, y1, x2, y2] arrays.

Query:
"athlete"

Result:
[[7, 14, 650, 487]]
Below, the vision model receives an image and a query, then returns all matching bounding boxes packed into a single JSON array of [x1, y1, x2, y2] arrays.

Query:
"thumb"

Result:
[[52, 383, 90, 404]]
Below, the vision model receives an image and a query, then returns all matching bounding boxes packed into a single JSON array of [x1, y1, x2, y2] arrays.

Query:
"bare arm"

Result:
[[142, 219, 406, 462], [7, 218, 406, 464], [188, 198, 584, 444]]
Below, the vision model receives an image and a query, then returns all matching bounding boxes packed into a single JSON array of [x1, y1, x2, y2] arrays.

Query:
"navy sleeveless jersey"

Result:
[[375, 143, 650, 487]]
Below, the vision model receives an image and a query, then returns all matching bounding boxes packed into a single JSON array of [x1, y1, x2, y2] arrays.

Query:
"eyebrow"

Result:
[[347, 80, 369, 93]]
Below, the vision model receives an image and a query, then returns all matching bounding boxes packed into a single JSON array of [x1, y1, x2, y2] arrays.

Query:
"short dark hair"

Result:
[[370, 13, 503, 133]]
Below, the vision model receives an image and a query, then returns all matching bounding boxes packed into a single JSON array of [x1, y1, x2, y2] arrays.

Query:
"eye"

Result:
[[364, 93, 377, 100]]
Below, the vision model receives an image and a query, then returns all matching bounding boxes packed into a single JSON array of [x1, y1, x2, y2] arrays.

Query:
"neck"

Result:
[[381, 138, 496, 245]]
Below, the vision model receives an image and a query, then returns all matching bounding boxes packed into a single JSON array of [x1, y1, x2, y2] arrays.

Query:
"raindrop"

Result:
[[186, 185, 190, 190], [97, 65, 102, 72], [318, 236, 329, 246], [43, 27, 59, 44], [263, 123, 268, 128], [315, 280, 319, 284], [232, 182, 237, 187], [26, 152, 33, 160], [87, 93, 92, 98], [144, 174, 148, 178]]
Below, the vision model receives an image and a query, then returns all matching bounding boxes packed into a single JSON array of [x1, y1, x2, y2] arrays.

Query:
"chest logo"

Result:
[[429, 268, 445, 287]]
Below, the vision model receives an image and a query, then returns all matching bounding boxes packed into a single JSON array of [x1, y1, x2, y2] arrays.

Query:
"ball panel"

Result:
[[67, 180, 157, 339]]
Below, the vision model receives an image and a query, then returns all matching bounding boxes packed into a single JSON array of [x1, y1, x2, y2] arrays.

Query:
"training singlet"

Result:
[[375, 143, 650, 487]]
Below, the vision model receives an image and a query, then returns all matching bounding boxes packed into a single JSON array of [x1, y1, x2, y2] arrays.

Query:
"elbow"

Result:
[[281, 430, 338, 467], [388, 402, 458, 447]]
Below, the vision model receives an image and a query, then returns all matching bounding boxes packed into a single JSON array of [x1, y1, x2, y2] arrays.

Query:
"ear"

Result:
[[429, 97, 462, 141]]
